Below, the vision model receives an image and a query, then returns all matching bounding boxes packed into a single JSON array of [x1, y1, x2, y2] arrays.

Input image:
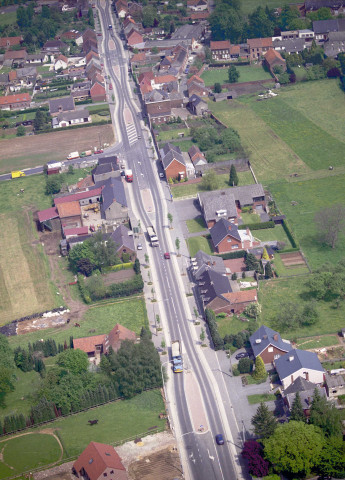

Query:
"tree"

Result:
[[209, 5, 244, 43], [238, 357, 253, 374], [253, 355, 267, 380], [263, 421, 324, 476], [278, 72, 290, 84], [327, 66, 341, 77], [134, 258, 141, 274], [200, 328, 205, 343], [76, 258, 94, 276], [175, 237, 180, 256], [229, 164, 239, 186], [228, 65, 240, 83], [201, 169, 218, 191], [244, 302, 261, 319], [34, 109, 50, 131], [0, 334, 15, 398], [161, 339, 166, 351], [251, 402, 277, 438], [16, 125, 25, 137], [262, 247, 269, 260], [142, 6, 156, 27], [144, 253, 149, 265], [214, 82, 222, 93], [193, 307, 199, 323], [302, 301, 319, 326], [309, 387, 342, 437], [68, 241, 96, 274], [57, 348, 89, 375], [247, 6, 274, 39], [315, 204, 345, 248], [264, 261, 273, 279], [242, 440, 269, 477], [274, 301, 303, 332], [318, 436, 345, 479], [167, 213, 173, 229], [244, 252, 260, 271], [290, 391, 306, 422], [45, 176, 62, 195], [204, 46, 212, 64], [67, 164, 74, 175]]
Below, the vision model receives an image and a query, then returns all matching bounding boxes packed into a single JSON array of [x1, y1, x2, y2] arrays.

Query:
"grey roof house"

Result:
[[192, 250, 227, 280], [198, 189, 238, 228], [249, 325, 293, 364], [96, 177, 128, 223], [49, 95, 75, 116], [188, 94, 208, 116], [284, 376, 327, 414], [275, 349, 325, 390], [110, 224, 135, 257]]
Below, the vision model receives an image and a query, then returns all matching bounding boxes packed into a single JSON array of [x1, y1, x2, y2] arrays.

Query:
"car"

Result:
[[138, 135, 141, 139], [235, 352, 249, 360], [159, 172, 164, 178], [94, 149, 104, 154], [137, 243, 143, 250], [215, 434, 224, 445], [109, 84, 113, 90], [164, 252, 170, 259], [97, 33, 102, 36]]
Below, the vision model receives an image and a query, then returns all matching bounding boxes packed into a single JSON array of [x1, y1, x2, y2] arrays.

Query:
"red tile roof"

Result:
[[105, 323, 137, 352], [223, 289, 258, 304], [127, 30, 143, 46], [0, 92, 31, 106], [37, 207, 59, 223], [4, 49, 27, 60], [247, 37, 272, 49], [0, 36, 22, 47], [57, 201, 81, 218], [8, 70, 17, 81], [73, 334, 107, 353], [190, 11, 210, 19], [264, 48, 285, 63], [73, 442, 126, 480], [154, 74, 177, 85], [77, 176, 94, 190], [210, 40, 231, 50], [187, 74, 204, 85], [90, 82, 106, 98], [64, 226, 89, 237], [230, 45, 240, 55], [138, 71, 154, 83], [131, 52, 146, 62], [54, 188, 103, 205]]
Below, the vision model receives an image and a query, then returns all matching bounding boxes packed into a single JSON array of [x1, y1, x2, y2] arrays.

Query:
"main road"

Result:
[[97, 2, 242, 479]]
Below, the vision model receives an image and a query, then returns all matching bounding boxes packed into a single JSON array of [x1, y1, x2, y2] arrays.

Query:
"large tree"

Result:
[[315, 204, 345, 248], [251, 402, 277, 439], [0, 334, 15, 399], [253, 355, 267, 380], [209, 5, 243, 43], [318, 436, 345, 478], [263, 421, 324, 477], [290, 391, 306, 422], [201, 169, 219, 191], [229, 164, 239, 186], [57, 349, 89, 375], [309, 388, 342, 437], [228, 65, 240, 83]]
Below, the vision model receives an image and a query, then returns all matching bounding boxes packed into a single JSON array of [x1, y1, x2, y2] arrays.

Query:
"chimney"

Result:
[[289, 355, 294, 362], [273, 334, 278, 341]]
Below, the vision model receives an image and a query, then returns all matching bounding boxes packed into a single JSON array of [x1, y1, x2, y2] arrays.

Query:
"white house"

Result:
[[275, 349, 325, 390], [52, 109, 91, 129], [54, 54, 68, 71]]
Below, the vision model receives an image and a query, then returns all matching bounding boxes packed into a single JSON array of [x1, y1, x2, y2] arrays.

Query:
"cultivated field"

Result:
[[0, 124, 114, 174], [201, 65, 272, 86]]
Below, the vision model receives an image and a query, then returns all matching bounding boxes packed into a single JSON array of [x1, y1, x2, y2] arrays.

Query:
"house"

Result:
[[273, 37, 307, 55], [0, 92, 31, 110], [188, 94, 208, 116], [209, 218, 254, 253], [54, 54, 68, 71], [73, 442, 127, 480], [152, 74, 177, 90], [171, 24, 204, 48], [63, 226, 89, 239], [4, 49, 27, 65], [115, 0, 128, 17], [190, 11, 210, 20], [187, 0, 208, 10], [160, 143, 187, 180], [61, 30, 81, 41], [324, 372, 345, 398], [211, 40, 231, 60], [96, 177, 129, 222], [222, 289, 258, 314], [71, 81, 91, 101], [283, 377, 327, 416], [10, 67, 37, 91], [26, 53, 48, 64], [110, 224, 135, 258], [57, 201, 82, 229], [159, 56, 173, 71], [264, 49, 286, 73], [54, 188, 103, 208], [0, 36, 22, 50], [275, 349, 325, 390], [247, 37, 273, 61], [249, 325, 293, 364], [188, 145, 207, 166], [52, 108, 91, 128], [130, 52, 146, 66], [90, 80, 106, 102], [127, 30, 144, 49], [305, 0, 345, 16], [312, 19, 343, 42], [42, 39, 68, 54], [187, 75, 208, 97], [324, 31, 345, 57], [37, 207, 60, 231], [49, 96, 75, 116], [197, 268, 233, 313], [85, 58, 102, 80], [86, 49, 100, 64], [83, 29, 98, 54], [92, 156, 120, 182], [192, 249, 227, 279]]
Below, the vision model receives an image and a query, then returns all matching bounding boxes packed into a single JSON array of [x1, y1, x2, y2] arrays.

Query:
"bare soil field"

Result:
[[280, 251, 306, 267], [128, 447, 182, 480], [0, 125, 114, 174], [103, 269, 136, 286]]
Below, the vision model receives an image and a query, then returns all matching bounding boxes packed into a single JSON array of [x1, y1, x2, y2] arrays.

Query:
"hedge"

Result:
[[87, 105, 111, 114], [35, 119, 111, 135], [281, 219, 298, 248], [77, 274, 91, 304], [102, 262, 133, 273], [75, 98, 93, 105], [278, 247, 300, 254], [238, 221, 275, 230], [216, 250, 246, 260]]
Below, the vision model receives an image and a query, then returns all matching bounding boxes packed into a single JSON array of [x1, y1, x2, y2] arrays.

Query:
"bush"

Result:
[[101, 262, 133, 273], [77, 275, 91, 304], [238, 221, 275, 230], [205, 309, 224, 350], [238, 357, 253, 374], [281, 219, 298, 248], [217, 250, 245, 260]]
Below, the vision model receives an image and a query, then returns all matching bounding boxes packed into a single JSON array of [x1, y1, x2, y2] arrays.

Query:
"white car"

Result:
[[159, 172, 164, 178], [137, 243, 143, 250]]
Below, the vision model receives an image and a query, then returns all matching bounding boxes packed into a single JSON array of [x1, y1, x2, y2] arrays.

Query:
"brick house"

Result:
[[221, 290, 258, 314], [247, 37, 273, 61], [275, 349, 325, 390], [73, 442, 127, 480], [160, 143, 187, 180], [90, 80, 106, 101], [211, 40, 231, 60], [127, 29, 144, 49], [0, 92, 31, 110], [56, 201, 82, 229], [109, 224, 136, 258], [264, 49, 286, 73], [249, 325, 293, 364], [188, 145, 207, 166], [209, 218, 254, 253], [0, 36, 22, 50]]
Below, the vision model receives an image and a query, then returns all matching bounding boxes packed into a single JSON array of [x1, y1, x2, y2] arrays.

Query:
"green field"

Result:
[[156, 128, 190, 142], [186, 217, 207, 233], [247, 393, 275, 405], [170, 139, 195, 152], [296, 335, 339, 350], [216, 314, 251, 338], [201, 66, 272, 86], [241, 0, 299, 15], [272, 253, 310, 277], [269, 175, 345, 269], [253, 225, 291, 245], [241, 212, 261, 224], [186, 235, 213, 257], [0, 11, 17, 26], [9, 297, 148, 348], [259, 276, 345, 339], [0, 368, 41, 417]]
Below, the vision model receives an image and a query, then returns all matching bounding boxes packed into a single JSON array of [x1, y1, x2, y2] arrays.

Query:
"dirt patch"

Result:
[[280, 251, 306, 267], [128, 447, 182, 480], [0, 124, 114, 173], [103, 269, 135, 286]]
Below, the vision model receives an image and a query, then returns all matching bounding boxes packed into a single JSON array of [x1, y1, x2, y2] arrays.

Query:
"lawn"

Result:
[[216, 314, 251, 338], [241, 0, 299, 14], [272, 253, 310, 277], [201, 65, 272, 86], [186, 217, 207, 233], [156, 128, 190, 142], [241, 212, 261, 224], [252, 225, 292, 245], [259, 276, 345, 340], [247, 393, 275, 405], [0, 369, 41, 418], [292, 65, 308, 81], [170, 139, 195, 152], [186, 235, 213, 257], [269, 174, 345, 269], [296, 335, 339, 350], [0, 11, 17, 26], [172, 171, 254, 199], [208, 100, 310, 183], [9, 297, 148, 348]]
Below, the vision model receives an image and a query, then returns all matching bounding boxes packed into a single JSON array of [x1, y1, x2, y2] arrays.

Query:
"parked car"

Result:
[[215, 434, 224, 445], [137, 243, 143, 250], [109, 84, 113, 90], [159, 172, 164, 178], [164, 252, 170, 259], [235, 352, 249, 360], [94, 149, 104, 154]]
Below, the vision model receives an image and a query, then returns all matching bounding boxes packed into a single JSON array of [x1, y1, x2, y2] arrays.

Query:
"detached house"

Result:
[[160, 143, 187, 180], [209, 218, 254, 253], [73, 442, 128, 480], [275, 349, 325, 390], [52, 108, 91, 128], [0, 92, 31, 110], [110, 224, 136, 258], [187, 0, 208, 10], [249, 325, 293, 364], [49, 95, 75, 116], [127, 29, 144, 49], [0, 36, 22, 50], [247, 37, 273, 61], [283, 377, 327, 416], [188, 94, 208, 116]]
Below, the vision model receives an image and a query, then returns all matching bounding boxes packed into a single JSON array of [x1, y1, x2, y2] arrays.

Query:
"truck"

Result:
[[11, 170, 25, 179], [125, 169, 133, 182], [80, 150, 93, 157], [67, 151, 79, 160], [46, 161, 62, 175], [147, 225, 158, 247], [171, 340, 183, 373]]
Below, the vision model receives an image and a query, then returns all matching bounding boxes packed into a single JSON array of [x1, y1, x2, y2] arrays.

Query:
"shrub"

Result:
[[238, 221, 275, 230], [205, 309, 224, 350], [238, 357, 253, 374], [281, 219, 298, 248], [101, 262, 133, 273]]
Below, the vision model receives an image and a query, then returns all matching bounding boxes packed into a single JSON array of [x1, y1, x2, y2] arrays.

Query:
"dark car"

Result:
[[215, 434, 224, 445], [235, 352, 249, 360]]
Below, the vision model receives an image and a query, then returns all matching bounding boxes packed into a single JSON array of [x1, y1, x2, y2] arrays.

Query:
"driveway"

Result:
[[174, 198, 203, 237]]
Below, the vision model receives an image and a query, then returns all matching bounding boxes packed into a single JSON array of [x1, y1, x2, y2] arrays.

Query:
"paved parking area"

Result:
[[174, 198, 201, 221]]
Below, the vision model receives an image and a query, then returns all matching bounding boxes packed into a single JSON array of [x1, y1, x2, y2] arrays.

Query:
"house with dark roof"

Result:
[[275, 349, 325, 389], [4, 49, 27, 65], [187, 94, 208, 116], [305, 0, 345, 16], [188, 145, 207, 166], [192, 250, 227, 279], [110, 224, 135, 258], [312, 18, 344, 41], [197, 268, 233, 313], [249, 325, 293, 364], [73, 442, 128, 480], [92, 156, 120, 182], [209, 218, 254, 253], [52, 108, 91, 128], [49, 95, 75, 116], [283, 377, 327, 416], [324, 31, 345, 56], [160, 143, 187, 180], [96, 177, 129, 222], [42, 39, 68, 55], [324, 372, 345, 399], [171, 24, 204, 46]]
